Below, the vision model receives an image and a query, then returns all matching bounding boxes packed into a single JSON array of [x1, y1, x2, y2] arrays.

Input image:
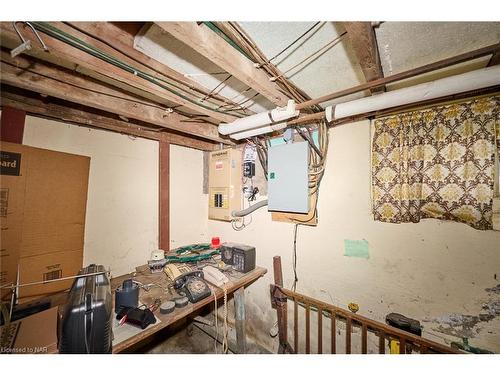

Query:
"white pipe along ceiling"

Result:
[[325, 65, 500, 122], [217, 65, 500, 140]]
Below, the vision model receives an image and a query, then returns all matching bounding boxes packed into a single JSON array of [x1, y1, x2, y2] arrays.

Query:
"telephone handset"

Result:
[[173, 271, 211, 303], [203, 266, 229, 287]]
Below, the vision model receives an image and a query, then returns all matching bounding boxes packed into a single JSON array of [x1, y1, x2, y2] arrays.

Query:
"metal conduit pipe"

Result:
[[231, 200, 268, 217]]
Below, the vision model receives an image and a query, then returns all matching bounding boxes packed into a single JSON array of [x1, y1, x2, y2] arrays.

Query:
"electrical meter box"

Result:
[[208, 148, 242, 221], [268, 141, 309, 213]]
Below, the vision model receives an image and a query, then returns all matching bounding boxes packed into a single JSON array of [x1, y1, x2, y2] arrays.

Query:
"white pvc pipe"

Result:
[[325, 65, 500, 122], [230, 122, 287, 140], [219, 100, 298, 135]]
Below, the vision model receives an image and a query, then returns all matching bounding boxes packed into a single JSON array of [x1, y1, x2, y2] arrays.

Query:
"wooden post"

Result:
[[346, 317, 352, 354], [379, 332, 385, 354], [331, 311, 336, 354], [0, 106, 26, 143], [159, 138, 170, 251], [273, 256, 288, 353], [234, 286, 247, 354]]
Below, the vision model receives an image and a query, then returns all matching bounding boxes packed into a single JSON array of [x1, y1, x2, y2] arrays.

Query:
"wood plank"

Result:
[[294, 298, 298, 353], [0, 52, 229, 144], [305, 303, 311, 354], [155, 22, 290, 107], [331, 311, 336, 354], [272, 256, 288, 353], [274, 285, 460, 354], [346, 317, 352, 354], [362, 323, 368, 354], [0, 22, 237, 124], [0, 90, 217, 151], [379, 331, 385, 354], [318, 307, 323, 354], [67, 22, 247, 117], [343, 22, 384, 93], [488, 51, 500, 66], [111, 266, 267, 353], [159, 139, 170, 251], [233, 287, 247, 354]]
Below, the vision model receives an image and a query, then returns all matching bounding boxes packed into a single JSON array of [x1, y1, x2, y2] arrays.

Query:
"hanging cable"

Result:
[[292, 224, 299, 292], [270, 32, 347, 82], [255, 22, 323, 68]]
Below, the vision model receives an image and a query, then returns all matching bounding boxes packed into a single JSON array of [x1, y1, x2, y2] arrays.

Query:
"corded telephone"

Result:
[[173, 270, 211, 303], [203, 265, 229, 287]]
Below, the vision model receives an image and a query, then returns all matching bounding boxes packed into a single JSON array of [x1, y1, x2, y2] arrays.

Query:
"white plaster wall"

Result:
[[169, 144, 209, 248], [170, 119, 500, 353], [22, 116, 159, 277]]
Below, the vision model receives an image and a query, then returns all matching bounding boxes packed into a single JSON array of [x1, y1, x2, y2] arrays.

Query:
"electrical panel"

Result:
[[268, 141, 309, 213], [208, 148, 242, 221]]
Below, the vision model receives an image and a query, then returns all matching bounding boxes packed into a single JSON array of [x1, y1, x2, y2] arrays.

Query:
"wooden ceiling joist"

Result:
[[0, 87, 217, 151], [0, 50, 230, 144], [343, 22, 385, 93], [67, 22, 248, 116], [0, 22, 237, 124], [488, 51, 500, 66], [155, 22, 291, 107]]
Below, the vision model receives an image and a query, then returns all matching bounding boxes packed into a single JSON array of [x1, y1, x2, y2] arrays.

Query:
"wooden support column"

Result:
[[159, 137, 170, 251], [0, 106, 26, 143]]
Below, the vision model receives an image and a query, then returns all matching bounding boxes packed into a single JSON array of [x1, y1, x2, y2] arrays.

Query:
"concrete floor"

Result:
[[144, 321, 270, 354]]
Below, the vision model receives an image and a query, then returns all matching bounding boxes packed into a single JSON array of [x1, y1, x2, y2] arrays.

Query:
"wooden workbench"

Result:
[[111, 265, 267, 353]]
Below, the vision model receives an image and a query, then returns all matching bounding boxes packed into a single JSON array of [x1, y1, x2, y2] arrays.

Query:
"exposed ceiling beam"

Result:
[[487, 51, 500, 66], [155, 22, 291, 107], [343, 22, 385, 93], [0, 51, 230, 144], [0, 22, 238, 124], [66, 22, 248, 117], [0, 87, 217, 151]]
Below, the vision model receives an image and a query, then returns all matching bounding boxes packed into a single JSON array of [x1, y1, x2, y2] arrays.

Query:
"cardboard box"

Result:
[[0, 306, 59, 354], [0, 146, 26, 299], [18, 250, 84, 300], [0, 142, 89, 301]]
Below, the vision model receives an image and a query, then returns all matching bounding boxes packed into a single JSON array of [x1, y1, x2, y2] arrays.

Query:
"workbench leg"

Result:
[[234, 286, 247, 354]]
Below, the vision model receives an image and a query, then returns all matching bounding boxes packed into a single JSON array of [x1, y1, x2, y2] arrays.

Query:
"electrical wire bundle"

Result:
[[211, 286, 229, 354], [210, 22, 326, 114]]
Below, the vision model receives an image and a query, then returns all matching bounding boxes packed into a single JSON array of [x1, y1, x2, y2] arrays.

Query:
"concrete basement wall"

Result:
[[171, 119, 500, 353], [22, 116, 159, 277]]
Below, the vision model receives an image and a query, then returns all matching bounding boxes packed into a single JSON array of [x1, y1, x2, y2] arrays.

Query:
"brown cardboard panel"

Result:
[[11, 306, 58, 354], [18, 250, 83, 299], [0, 142, 28, 300], [1, 141, 89, 301], [21, 146, 90, 258]]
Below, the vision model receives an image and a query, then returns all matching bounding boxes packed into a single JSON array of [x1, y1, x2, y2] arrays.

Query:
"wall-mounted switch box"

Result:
[[268, 141, 309, 213], [208, 148, 242, 221]]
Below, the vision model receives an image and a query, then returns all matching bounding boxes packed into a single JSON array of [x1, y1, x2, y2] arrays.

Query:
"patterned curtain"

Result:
[[372, 96, 499, 230]]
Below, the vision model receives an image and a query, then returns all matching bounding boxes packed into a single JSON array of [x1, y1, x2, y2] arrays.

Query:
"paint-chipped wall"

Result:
[[171, 119, 500, 353]]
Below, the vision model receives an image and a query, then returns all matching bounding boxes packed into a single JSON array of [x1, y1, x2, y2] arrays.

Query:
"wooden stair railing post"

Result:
[[379, 331, 386, 354], [331, 311, 337, 354], [272, 256, 289, 353], [318, 307, 323, 354], [294, 298, 298, 353], [346, 317, 352, 354]]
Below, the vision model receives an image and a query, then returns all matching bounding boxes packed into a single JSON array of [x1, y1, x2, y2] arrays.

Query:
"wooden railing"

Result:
[[270, 256, 459, 354]]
